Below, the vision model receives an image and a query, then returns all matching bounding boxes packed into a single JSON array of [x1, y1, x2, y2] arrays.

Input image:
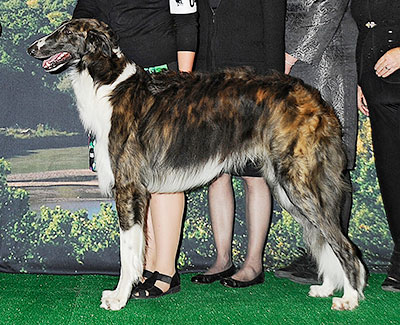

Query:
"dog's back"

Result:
[[108, 67, 343, 181]]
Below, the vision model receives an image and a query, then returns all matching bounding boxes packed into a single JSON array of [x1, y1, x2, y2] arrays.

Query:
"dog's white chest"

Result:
[[69, 64, 137, 196], [70, 70, 115, 196]]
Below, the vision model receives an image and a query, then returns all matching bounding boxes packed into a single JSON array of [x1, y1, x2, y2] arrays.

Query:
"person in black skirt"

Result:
[[191, 0, 285, 288]]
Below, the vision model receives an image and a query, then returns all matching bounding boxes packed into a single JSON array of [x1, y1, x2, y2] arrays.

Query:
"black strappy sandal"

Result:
[[132, 271, 181, 299], [129, 269, 155, 297], [141, 270, 155, 282]]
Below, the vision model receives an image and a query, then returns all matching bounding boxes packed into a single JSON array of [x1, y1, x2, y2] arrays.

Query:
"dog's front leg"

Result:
[[100, 183, 148, 311]]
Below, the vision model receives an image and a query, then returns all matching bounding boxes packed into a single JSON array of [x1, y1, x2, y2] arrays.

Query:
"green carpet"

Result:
[[0, 273, 398, 325]]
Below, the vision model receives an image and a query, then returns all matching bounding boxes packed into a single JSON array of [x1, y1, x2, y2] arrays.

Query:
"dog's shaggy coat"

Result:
[[28, 19, 366, 311]]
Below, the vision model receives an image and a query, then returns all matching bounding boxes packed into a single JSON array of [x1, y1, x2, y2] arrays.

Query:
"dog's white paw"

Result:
[[102, 289, 118, 300], [100, 289, 128, 311], [331, 296, 359, 311], [309, 285, 334, 298]]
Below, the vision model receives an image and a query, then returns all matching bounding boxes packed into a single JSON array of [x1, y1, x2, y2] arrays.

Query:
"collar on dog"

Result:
[[144, 63, 169, 74]]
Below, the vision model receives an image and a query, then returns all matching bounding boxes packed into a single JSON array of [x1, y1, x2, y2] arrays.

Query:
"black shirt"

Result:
[[351, 0, 400, 83], [195, 0, 285, 74], [73, 0, 198, 67]]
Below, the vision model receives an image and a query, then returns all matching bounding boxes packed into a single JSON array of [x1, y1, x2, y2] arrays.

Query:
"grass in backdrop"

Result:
[[0, 124, 78, 140], [0, 273, 398, 325], [7, 146, 87, 174]]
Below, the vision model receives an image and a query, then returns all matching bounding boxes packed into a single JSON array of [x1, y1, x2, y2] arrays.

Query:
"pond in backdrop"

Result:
[[23, 183, 115, 217], [30, 199, 116, 217]]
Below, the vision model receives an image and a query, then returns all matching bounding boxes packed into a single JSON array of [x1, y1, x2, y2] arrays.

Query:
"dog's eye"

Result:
[[63, 29, 72, 36]]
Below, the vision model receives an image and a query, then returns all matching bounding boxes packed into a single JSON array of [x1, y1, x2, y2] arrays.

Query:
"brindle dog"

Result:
[[28, 19, 366, 311]]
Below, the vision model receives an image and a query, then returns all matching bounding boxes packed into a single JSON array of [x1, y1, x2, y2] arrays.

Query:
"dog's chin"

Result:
[[42, 52, 72, 73]]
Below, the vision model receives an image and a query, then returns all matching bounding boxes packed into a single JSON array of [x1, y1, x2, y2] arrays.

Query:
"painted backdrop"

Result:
[[0, 0, 393, 275]]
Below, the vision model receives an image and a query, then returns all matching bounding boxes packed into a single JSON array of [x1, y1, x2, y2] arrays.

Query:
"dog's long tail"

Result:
[[265, 80, 366, 307]]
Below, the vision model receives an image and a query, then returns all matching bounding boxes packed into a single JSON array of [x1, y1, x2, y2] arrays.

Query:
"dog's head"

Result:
[[27, 18, 118, 73]]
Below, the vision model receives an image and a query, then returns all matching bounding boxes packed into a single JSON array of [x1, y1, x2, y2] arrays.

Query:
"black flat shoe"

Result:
[[220, 272, 265, 288], [274, 249, 318, 280], [287, 270, 321, 285], [191, 265, 236, 284], [382, 276, 400, 292], [382, 250, 400, 292], [132, 271, 181, 299]]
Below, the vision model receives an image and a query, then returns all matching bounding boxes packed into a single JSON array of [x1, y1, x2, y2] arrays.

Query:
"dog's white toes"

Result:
[[309, 285, 334, 298], [100, 289, 128, 311], [331, 296, 359, 311], [102, 289, 117, 300]]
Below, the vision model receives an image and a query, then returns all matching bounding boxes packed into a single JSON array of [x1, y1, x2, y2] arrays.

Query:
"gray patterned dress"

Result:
[[286, 0, 358, 169]]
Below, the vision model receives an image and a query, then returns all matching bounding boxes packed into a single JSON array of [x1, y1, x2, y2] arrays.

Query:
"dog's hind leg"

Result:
[[100, 183, 148, 311], [314, 226, 366, 311], [308, 230, 366, 310], [308, 235, 341, 298], [272, 183, 366, 310]]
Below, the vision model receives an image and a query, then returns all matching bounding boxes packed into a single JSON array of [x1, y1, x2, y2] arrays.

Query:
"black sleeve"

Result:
[[262, 0, 286, 73], [72, 0, 97, 19], [172, 12, 198, 52]]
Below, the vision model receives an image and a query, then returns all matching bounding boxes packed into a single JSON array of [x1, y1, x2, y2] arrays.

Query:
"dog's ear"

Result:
[[85, 29, 113, 57]]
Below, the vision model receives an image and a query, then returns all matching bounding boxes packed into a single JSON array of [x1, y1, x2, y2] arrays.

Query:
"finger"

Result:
[[375, 57, 387, 71], [359, 95, 369, 116], [376, 53, 398, 73], [381, 68, 391, 77], [376, 64, 393, 77], [358, 105, 369, 116], [361, 95, 368, 107], [375, 60, 388, 76], [376, 67, 386, 77], [357, 85, 369, 116], [362, 103, 369, 117], [357, 98, 366, 115], [381, 66, 399, 78], [360, 103, 369, 116]]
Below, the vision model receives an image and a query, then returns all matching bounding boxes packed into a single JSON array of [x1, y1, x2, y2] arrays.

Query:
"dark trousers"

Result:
[[360, 71, 400, 253], [340, 170, 352, 236]]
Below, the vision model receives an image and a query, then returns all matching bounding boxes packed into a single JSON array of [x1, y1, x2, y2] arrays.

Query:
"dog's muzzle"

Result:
[[28, 41, 73, 72], [27, 44, 38, 57]]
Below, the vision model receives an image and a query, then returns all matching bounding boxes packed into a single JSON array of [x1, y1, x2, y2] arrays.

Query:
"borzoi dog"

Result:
[[28, 19, 366, 311]]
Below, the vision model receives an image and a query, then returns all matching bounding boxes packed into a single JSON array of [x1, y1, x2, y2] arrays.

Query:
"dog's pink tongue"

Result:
[[42, 52, 71, 70]]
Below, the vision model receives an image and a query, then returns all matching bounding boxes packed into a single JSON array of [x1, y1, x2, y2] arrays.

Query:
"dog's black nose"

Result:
[[27, 44, 37, 57]]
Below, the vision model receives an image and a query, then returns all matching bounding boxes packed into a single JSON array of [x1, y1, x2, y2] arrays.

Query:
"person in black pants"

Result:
[[73, 0, 198, 298], [351, 0, 400, 292], [191, 0, 285, 288]]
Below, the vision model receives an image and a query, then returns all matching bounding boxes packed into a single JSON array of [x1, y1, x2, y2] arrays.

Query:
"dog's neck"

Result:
[[69, 58, 137, 196], [70, 56, 137, 134], [76, 49, 133, 87]]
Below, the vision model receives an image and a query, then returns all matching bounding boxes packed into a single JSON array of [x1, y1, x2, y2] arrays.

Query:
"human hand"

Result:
[[374, 47, 400, 78], [357, 85, 369, 116], [177, 51, 195, 72], [285, 53, 298, 74]]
